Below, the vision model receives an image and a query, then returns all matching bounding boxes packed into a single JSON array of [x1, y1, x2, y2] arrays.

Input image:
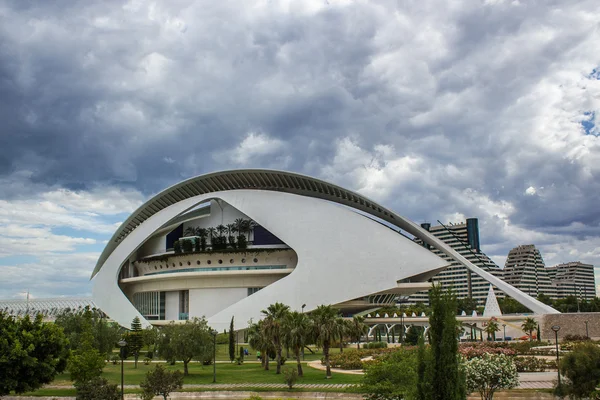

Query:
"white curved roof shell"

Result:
[[92, 169, 558, 329]]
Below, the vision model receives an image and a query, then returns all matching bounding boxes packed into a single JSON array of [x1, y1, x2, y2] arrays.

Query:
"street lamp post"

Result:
[[502, 324, 506, 342], [118, 339, 127, 400], [400, 313, 404, 345], [585, 320, 589, 338], [301, 304, 306, 360], [212, 330, 217, 383], [551, 325, 561, 391]]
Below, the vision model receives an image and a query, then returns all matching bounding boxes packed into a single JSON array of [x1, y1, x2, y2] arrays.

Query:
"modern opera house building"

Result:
[[91, 170, 557, 330]]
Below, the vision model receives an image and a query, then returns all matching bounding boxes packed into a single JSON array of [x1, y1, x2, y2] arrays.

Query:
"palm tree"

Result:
[[262, 302, 290, 374], [484, 318, 500, 341], [207, 227, 217, 246], [282, 311, 311, 377], [234, 218, 245, 236], [184, 226, 196, 237], [348, 315, 367, 349], [248, 320, 272, 370], [247, 220, 257, 243], [335, 317, 348, 353], [226, 223, 237, 238], [311, 305, 342, 378], [216, 224, 227, 238], [521, 317, 537, 341]]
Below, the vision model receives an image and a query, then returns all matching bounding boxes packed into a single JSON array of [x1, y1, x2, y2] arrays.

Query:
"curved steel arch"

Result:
[[91, 169, 559, 315]]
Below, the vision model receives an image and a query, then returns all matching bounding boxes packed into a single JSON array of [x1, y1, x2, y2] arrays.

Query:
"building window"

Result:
[[133, 291, 165, 320], [179, 290, 189, 320], [248, 287, 262, 296]]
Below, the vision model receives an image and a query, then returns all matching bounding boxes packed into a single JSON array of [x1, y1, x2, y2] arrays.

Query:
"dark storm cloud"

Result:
[[0, 0, 599, 280]]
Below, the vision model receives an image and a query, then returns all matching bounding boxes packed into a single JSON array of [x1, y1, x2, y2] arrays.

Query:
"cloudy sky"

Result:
[[0, 0, 599, 299]]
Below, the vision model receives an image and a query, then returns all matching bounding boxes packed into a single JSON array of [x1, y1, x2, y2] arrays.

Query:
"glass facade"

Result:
[[132, 291, 165, 320]]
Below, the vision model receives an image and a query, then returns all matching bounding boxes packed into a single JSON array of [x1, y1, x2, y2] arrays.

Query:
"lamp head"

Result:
[[118, 339, 127, 347], [551, 325, 560, 333]]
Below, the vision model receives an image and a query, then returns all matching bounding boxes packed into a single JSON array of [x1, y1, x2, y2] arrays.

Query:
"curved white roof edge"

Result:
[[92, 169, 559, 316]]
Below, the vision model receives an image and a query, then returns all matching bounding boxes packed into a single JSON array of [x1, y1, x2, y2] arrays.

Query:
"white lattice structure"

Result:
[[0, 297, 98, 319]]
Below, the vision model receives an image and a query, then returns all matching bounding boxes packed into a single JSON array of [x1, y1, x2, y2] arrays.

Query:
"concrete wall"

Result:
[[137, 234, 167, 259], [165, 291, 179, 321], [182, 200, 254, 243], [540, 312, 600, 340], [189, 287, 247, 319]]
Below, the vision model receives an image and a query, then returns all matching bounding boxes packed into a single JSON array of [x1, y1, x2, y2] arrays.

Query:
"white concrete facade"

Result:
[[91, 170, 559, 330]]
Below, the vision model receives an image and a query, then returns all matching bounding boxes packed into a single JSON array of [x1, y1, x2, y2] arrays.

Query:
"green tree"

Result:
[[68, 347, 106, 386], [465, 354, 519, 400], [129, 317, 144, 368], [157, 318, 213, 375], [262, 302, 291, 374], [405, 325, 424, 346], [68, 311, 107, 386], [248, 320, 273, 371], [558, 342, 600, 399], [362, 346, 418, 400], [54, 306, 121, 359], [484, 318, 500, 341], [140, 364, 184, 400], [416, 334, 431, 400], [348, 315, 367, 349], [142, 325, 159, 355], [0, 313, 68, 396], [428, 284, 465, 400], [497, 297, 530, 314], [456, 297, 479, 315], [311, 304, 343, 379], [521, 317, 537, 341], [229, 316, 236, 362], [282, 311, 311, 377], [75, 377, 120, 400]]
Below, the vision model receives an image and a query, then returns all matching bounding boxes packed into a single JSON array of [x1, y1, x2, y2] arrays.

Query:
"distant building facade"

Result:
[[502, 244, 557, 299], [406, 218, 504, 305], [547, 261, 597, 301]]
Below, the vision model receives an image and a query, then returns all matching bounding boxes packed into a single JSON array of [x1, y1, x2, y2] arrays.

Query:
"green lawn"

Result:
[[133, 343, 344, 362], [52, 361, 363, 386]]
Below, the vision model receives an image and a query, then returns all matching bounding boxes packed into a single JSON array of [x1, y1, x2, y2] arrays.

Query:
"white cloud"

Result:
[[221, 131, 287, 166], [525, 186, 536, 196]]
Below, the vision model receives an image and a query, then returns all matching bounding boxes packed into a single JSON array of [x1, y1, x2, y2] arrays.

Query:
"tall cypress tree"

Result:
[[228, 317, 235, 362], [428, 284, 465, 400]]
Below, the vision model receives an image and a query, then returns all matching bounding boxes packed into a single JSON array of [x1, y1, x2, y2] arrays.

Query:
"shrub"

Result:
[[140, 364, 184, 400], [143, 357, 152, 366], [110, 354, 120, 365], [75, 377, 119, 400], [563, 334, 590, 342], [279, 356, 286, 366], [283, 367, 298, 389], [507, 341, 550, 355], [326, 350, 363, 370], [558, 342, 600, 399], [181, 239, 193, 253], [465, 354, 519, 400], [173, 240, 181, 253], [458, 342, 516, 359], [513, 356, 546, 372], [365, 341, 388, 349], [146, 351, 154, 359], [362, 347, 419, 400]]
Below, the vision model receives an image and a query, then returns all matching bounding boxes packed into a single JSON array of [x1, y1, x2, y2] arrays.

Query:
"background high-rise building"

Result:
[[547, 261, 597, 301], [407, 218, 504, 305], [502, 244, 557, 299]]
